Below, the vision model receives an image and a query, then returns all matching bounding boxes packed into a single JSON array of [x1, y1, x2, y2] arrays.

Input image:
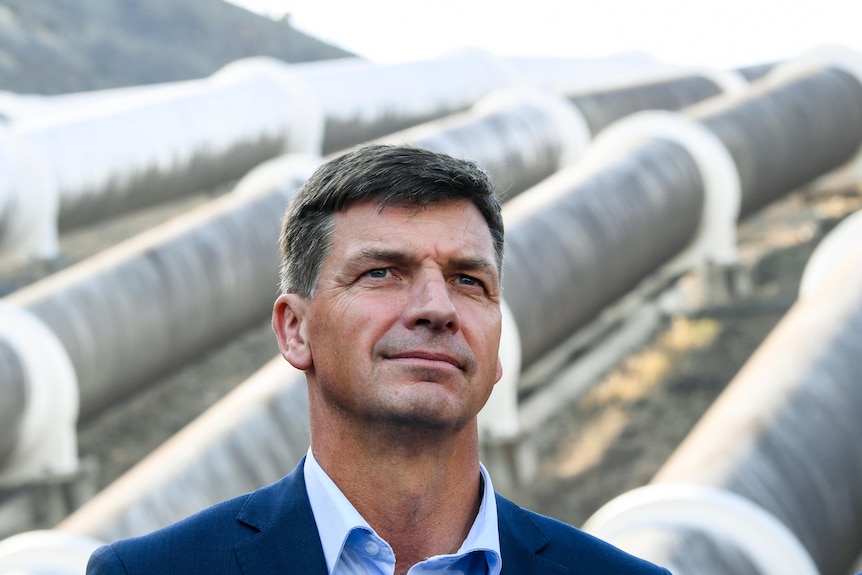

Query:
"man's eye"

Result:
[[457, 275, 480, 286], [367, 268, 391, 279]]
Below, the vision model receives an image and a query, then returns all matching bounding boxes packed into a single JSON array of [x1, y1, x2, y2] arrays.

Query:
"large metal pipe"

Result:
[[383, 71, 744, 202], [2, 157, 315, 421], [57, 358, 310, 543], [0, 337, 25, 465], [0, 67, 734, 426], [502, 138, 704, 367], [0, 58, 322, 267], [585, 226, 862, 575], [692, 66, 862, 216], [504, 54, 674, 95], [378, 90, 590, 200], [568, 72, 739, 137], [2, 52, 680, 265], [45, 138, 704, 541], [36, 61, 862, 546], [297, 51, 515, 155], [17, 58, 322, 232]]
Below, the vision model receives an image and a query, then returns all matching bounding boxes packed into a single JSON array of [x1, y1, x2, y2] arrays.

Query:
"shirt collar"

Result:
[[304, 448, 502, 574]]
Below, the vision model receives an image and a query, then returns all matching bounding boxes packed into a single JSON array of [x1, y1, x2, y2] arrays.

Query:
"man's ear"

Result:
[[273, 293, 313, 371]]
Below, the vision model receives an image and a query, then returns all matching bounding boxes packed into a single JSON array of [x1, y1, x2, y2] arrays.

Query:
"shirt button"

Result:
[[364, 541, 379, 556]]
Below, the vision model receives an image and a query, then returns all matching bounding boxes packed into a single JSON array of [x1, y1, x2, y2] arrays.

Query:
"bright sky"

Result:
[[227, 0, 860, 69]]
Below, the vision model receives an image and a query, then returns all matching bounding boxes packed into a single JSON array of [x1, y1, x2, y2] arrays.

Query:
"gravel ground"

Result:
[[2, 182, 860, 537]]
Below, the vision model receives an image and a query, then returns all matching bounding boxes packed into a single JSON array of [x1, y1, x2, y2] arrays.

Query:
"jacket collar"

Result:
[[233, 457, 328, 575], [496, 494, 569, 575], [230, 459, 566, 575]]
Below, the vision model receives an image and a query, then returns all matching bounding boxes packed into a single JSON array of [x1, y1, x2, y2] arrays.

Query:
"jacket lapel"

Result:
[[233, 457, 328, 575], [496, 494, 569, 575]]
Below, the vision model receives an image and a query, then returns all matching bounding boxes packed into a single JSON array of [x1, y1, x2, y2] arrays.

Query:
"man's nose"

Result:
[[404, 272, 460, 332]]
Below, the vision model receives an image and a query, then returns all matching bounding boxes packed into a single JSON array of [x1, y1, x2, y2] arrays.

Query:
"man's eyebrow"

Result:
[[351, 248, 410, 266], [452, 257, 498, 277], [350, 249, 498, 278]]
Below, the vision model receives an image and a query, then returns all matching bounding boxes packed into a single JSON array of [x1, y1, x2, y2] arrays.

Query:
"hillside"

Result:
[[0, 0, 354, 94]]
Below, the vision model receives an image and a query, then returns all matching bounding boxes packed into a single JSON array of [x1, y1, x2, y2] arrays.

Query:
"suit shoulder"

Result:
[[91, 493, 254, 575]]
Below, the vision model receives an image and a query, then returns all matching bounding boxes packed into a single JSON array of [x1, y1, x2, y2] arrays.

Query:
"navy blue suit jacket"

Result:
[[87, 459, 670, 574]]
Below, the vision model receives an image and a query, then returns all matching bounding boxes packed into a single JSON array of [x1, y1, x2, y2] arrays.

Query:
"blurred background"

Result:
[[0, 1, 861, 574]]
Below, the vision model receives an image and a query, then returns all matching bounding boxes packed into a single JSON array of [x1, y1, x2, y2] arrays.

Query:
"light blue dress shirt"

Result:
[[304, 449, 502, 575]]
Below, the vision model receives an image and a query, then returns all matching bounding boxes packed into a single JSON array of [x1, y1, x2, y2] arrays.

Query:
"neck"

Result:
[[311, 412, 483, 571]]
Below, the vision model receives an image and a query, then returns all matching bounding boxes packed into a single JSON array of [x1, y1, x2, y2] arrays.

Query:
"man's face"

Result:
[[278, 199, 503, 432]]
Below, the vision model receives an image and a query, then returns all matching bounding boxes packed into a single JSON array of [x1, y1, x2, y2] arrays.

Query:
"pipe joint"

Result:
[[583, 483, 819, 575], [0, 301, 78, 486]]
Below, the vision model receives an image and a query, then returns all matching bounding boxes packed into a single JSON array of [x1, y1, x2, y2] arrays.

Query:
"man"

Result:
[[88, 145, 670, 574]]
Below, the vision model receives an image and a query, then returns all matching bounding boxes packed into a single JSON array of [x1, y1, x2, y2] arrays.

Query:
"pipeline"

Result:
[[584, 210, 862, 575], [2, 156, 318, 424], [7, 49, 862, 552], [504, 50, 862, 367], [0, 337, 24, 465], [0, 302, 78, 485], [21, 67, 815, 541], [502, 137, 704, 367], [567, 70, 744, 137], [0, 51, 688, 265], [0, 65, 756, 536], [0, 51, 520, 265], [57, 358, 311, 543], [0, 58, 321, 266], [0, 66, 737, 435], [27, 58, 321, 231], [386, 70, 744, 201]]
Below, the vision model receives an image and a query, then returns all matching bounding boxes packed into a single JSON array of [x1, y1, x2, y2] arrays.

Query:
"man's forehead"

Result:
[[330, 200, 496, 260]]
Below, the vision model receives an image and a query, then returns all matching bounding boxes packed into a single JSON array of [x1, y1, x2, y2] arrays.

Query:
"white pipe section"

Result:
[[472, 88, 592, 166], [765, 45, 862, 192], [477, 299, 522, 443], [378, 89, 592, 199], [678, 67, 749, 99], [575, 110, 742, 272], [54, 300, 521, 541], [800, 209, 862, 298], [297, 50, 519, 154], [10, 56, 322, 233], [583, 484, 819, 575], [504, 54, 676, 95], [0, 302, 78, 486], [0, 126, 57, 266], [0, 530, 103, 575], [58, 358, 309, 542]]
